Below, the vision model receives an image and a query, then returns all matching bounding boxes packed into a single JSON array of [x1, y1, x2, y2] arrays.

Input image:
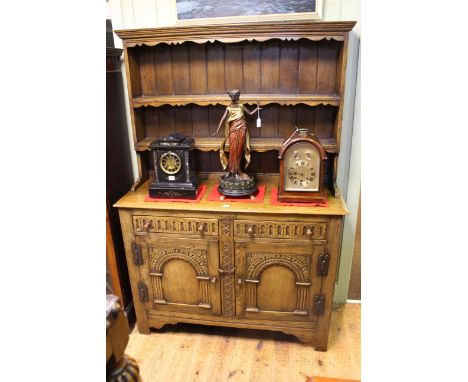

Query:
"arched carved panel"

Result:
[[245, 253, 311, 316], [150, 247, 208, 276], [148, 246, 212, 309], [246, 253, 310, 282]]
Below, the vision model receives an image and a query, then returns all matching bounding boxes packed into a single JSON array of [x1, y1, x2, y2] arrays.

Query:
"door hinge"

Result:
[[132, 243, 143, 265], [313, 295, 325, 315], [137, 282, 148, 303], [316, 254, 330, 276]]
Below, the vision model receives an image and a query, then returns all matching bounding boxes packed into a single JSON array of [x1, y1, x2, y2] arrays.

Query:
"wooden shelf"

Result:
[[132, 94, 340, 108], [114, 180, 348, 216], [136, 137, 338, 153]]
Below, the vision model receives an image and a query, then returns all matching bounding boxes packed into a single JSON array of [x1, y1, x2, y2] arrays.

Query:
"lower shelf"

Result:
[[136, 136, 338, 153]]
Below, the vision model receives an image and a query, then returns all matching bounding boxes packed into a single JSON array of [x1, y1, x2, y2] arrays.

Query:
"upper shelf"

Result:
[[115, 21, 356, 47], [132, 94, 340, 108]]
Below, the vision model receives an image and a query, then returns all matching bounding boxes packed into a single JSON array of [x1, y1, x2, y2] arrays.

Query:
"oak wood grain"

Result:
[[114, 180, 348, 216], [125, 304, 361, 381]]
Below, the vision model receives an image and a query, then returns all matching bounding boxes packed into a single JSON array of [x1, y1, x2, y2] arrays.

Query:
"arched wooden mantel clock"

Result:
[[278, 127, 327, 203]]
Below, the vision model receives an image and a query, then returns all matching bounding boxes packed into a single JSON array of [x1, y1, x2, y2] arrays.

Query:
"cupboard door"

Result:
[[235, 240, 324, 322], [137, 235, 221, 316]]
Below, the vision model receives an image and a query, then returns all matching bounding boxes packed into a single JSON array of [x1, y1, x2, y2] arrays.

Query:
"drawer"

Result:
[[132, 215, 219, 236], [234, 219, 326, 240]]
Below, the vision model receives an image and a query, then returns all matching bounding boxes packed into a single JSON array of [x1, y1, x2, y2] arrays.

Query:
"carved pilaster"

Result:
[[219, 219, 235, 317]]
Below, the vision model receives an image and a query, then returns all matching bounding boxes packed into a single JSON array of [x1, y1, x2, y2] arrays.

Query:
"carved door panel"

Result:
[[235, 240, 324, 322], [137, 235, 221, 316]]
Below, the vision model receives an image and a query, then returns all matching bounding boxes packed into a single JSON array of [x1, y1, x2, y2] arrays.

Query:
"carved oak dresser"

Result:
[[114, 21, 354, 350], [115, 180, 347, 350]]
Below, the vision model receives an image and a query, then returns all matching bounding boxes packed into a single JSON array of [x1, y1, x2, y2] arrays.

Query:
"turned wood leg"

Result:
[[108, 354, 141, 382]]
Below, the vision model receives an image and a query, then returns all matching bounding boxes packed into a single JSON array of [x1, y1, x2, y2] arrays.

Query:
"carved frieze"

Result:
[[234, 220, 326, 240], [133, 215, 218, 235]]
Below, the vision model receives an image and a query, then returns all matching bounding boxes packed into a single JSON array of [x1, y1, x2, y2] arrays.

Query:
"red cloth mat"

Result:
[[144, 184, 206, 203], [207, 184, 266, 203], [270, 187, 328, 207]]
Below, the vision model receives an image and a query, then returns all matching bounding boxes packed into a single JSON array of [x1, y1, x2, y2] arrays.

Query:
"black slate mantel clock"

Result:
[[148, 133, 199, 198]]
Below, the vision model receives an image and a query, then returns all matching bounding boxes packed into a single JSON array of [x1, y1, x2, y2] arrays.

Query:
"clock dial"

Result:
[[284, 142, 320, 192], [159, 152, 182, 175]]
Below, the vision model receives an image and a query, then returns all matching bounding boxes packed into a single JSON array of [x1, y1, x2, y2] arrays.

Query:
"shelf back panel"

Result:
[[144, 150, 333, 185], [130, 39, 342, 98], [137, 104, 338, 142]]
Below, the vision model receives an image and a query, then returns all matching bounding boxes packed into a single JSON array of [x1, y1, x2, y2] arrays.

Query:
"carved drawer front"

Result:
[[136, 235, 221, 316], [132, 215, 219, 236], [234, 219, 326, 240], [235, 240, 324, 323]]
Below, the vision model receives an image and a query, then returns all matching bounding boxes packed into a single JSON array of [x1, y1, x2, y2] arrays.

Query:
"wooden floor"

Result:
[[126, 304, 360, 382]]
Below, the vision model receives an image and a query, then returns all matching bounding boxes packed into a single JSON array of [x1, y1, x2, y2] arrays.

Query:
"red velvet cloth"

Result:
[[207, 184, 265, 203], [144, 184, 206, 203], [269, 187, 328, 207]]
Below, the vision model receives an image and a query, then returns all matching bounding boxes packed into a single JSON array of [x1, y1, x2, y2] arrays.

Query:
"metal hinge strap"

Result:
[[131, 243, 143, 266], [313, 295, 325, 315], [137, 282, 148, 303], [316, 254, 330, 276]]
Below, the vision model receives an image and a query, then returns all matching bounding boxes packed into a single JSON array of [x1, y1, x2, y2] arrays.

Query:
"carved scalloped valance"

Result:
[[115, 21, 356, 47]]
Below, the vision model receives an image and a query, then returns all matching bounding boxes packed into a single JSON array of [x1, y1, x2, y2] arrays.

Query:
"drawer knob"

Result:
[[211, 277, 217, 284], [247, 226, 254, 235], [143, 221, 151, 231], [238, 278, 243, 284], [198, 224, 204, 233], [306, 228, 313, 237]]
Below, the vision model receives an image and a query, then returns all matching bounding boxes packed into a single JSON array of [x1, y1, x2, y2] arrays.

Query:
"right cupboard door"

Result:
[[234, 240, 324, 323]]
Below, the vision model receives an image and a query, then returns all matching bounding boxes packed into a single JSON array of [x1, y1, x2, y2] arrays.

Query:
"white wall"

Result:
[[109, 0, 361, 303]]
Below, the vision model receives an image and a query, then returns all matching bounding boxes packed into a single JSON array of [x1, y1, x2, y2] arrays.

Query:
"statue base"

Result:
[[218, 174, 258, 197]]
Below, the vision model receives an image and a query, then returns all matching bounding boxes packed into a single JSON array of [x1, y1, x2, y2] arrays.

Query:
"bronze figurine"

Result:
[[213, 89, 261, 198]]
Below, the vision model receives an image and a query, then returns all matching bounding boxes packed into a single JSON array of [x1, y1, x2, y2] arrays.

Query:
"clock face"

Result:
[[284, 142, 320, 192], [159, 152, 182, 175]]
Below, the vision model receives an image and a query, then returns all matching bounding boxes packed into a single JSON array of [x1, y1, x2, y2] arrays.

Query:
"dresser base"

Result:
[[143, 314, 329, 351]]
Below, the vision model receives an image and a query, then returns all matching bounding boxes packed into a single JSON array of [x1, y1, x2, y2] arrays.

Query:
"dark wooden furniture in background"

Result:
[[114, 21, 355, 350], [106, 294, 141, 382], [106, 47, 135, 321]]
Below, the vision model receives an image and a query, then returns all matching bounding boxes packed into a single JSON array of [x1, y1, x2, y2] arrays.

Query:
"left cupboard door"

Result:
[[135, 234, 222, 316]]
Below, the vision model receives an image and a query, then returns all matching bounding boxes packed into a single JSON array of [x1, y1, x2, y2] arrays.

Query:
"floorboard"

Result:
[[125, 304, 361, 381]]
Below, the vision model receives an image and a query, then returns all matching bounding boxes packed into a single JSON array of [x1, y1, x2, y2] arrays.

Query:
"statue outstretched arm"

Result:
[[243, 103, 261, 116]]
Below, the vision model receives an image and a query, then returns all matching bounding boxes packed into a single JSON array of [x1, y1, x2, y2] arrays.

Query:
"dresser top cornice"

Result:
[[114, 180, 348, 216], [115, 20, 356, 47]]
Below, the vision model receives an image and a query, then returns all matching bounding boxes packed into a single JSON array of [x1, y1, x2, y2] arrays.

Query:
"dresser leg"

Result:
[[290, 331, 329, 351], [151, 320, 167, 330], [137, 323, 150, 335]]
